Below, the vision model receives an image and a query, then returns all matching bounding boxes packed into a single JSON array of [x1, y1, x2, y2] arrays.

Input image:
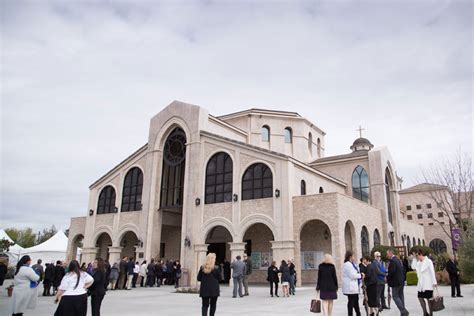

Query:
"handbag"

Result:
[[310, 299, 321, 313], [429, 288, 445, 312]]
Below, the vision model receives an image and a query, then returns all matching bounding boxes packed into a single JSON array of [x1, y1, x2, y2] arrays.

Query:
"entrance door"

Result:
[[207, 243, 226, 264]]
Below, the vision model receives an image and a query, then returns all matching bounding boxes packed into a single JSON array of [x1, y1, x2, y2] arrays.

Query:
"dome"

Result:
[[350, 137, 374, 152]]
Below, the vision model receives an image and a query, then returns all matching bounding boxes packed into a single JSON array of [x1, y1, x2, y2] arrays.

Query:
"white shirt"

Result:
[[411, 257, 437, 292], [59, 272, 94, 296], [134, 264, 140, 274]]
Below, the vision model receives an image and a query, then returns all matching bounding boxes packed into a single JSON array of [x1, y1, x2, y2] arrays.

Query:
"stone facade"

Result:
[[67, 100, 425, 286]]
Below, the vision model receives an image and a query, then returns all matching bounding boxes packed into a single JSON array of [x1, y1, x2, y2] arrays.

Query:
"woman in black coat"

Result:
[[267, 261, 280, 297], [316, 254, 338, 316], [197, 253, 220, 316], [89, 258, 106, 316], [279, 260, 291, 297]]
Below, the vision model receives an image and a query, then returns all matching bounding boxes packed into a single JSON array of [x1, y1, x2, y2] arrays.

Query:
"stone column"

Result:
[[270, 240, 296, 265], [193, 244, 209, 287], [108, 246, 123, 264], [228, 242, 246, 287], [81, 247, 98, 264]]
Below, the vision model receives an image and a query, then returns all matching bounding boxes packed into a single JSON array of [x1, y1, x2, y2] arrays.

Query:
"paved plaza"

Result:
[[1, 282, 473, 316]]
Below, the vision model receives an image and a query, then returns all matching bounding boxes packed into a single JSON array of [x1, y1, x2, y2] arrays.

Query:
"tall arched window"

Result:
[[262, 125, 270, 142], [373, 229, 381, 247], [407, 236, 411, 251], [284, 127, 292, 143], [205, 152, 233, 204], [418, 238, 421, 245], [301, 180, 306, 195], [308, 133, 313, 154], [352, 166, 369, 202], [317, 138, 321, 157], [97, 185, 116, 214], [385, 168, 393, 224], [121, 167, 143, 212], [429, 239, 447, 254], [242, 163, 273, 200], [319, 187, 324, 193], [160, 127, 187, 209], [361, 226, 369, 256], [412, 237, 416, 247]]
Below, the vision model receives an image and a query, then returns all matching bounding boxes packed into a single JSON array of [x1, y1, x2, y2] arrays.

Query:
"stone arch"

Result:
[[240, 214, 278, 241], [119, 230, 139, 260], [153, 117, 192, 152], [361, 226, 370, 256], [94, 231, 113, 261], [242, 222, 275, 283], [299, 219, 332, 284], [344, 220, 357, 254], [205, 225, 233, 270], [429, 239, 447, 254], [201, 218, 236, 244], [240, 160, 276, 185], [70, 234, 84, 262], [93, 226, 114, 245], [115, 224, 140, 246]]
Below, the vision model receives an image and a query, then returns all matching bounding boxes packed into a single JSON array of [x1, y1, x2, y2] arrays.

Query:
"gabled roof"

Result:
[[217, 108, 301, 120], [22, 231, 68, 253], [310, 150, 369, 165], [399, 183, 448, 194]]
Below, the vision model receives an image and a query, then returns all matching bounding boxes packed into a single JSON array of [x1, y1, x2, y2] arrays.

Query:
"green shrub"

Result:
[[409, 245, 433, 256], [433, 253, 449, 272], [406, 271, 418, 285], [370, 245, 398, 262]]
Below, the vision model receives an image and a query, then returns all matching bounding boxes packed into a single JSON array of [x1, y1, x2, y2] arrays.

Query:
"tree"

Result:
[[420, 150, 473, 247], [4, 227, 37, 248], [0, 238, 14, 252], [37, 225, 57, 244], [458, 222, 474, 282]]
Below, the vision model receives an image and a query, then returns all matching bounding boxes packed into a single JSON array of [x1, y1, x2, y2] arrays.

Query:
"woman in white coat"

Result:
[[342, 251, 362, 316], [411, 249, 437, 316], [12, 255, 40, 316]]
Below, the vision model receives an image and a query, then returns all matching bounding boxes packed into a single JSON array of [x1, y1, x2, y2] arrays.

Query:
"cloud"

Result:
[[1, 0, 472, 230]]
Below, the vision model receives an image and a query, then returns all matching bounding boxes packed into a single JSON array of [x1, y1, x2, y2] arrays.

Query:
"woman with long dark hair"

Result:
[[89, 258, 106, 316], [279, 260, 291, 297], [54, 260, 94, 316], [12, 255, 40, 316]]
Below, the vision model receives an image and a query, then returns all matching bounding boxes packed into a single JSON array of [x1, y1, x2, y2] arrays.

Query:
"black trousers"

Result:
[[201, 296, 218, 316], [269, 281, 278, 296], [132, 273, 138, 287], [91, 294, 104, 316], [347, 294, 361, 316], [450, 274, 461, 296]]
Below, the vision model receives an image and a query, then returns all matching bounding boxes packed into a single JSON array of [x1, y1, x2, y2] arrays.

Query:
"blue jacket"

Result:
[[127, 261, 135, 275], [375, 260, 387, 284]]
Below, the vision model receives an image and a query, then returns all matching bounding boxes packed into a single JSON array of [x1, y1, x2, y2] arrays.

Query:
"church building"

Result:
[[66, 100, 424, 285]]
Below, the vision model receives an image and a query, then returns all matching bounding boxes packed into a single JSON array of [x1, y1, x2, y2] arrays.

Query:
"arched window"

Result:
[[373, 229, 381, 247], [205, 152, 233, 204], [262, 125, 270, 142], [352, 166, 369, 202], [284, 127, 292, 143], [412, 237, 416, 247], [407, 236, 411, 251], [97, 186, 116, 214], [308, 133, 313, 154], [418, 238, 421, 245], [429, 239, 447, 254], [361, 226, 369, 256], [301, 180, 306, 195], [121, 167, 143, 212], [242, 163, 273, 200], [160, 127, 186, 209], [317, 138, 321, 157], [423, 239, 425, 246], [385, 168, 393, 224], [319, 187, 324, 193]]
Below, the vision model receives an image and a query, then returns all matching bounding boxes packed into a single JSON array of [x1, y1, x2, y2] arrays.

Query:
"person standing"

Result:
[[411, 249, 437, 316], [198, 253, 220, 316], [132, 261, 139, 288], [223, 259, 231, 283], [342, 251, 362, 316], [174, 260, 182, 288], [0, 259, 7, 286], [89, 258, 106, 316], [11, 255, 40, 316], [288, 259, 296, 295], [32, 259, 44, 282], [108, 262, 119, 290], [267, 261, 280, 297], [126, 257, 134, 290], [446, 254, 462, 298], [117, 256, 127, 290], [243, 253, 252, 296], [146, 259, 156, 287], [53, 261, 66, 295], [364, 256, 380, 316], [230, 255, 246, 298], [54, 260, 94, 316], [373, 252, 388, 310], [138, 260, 147, 287], [386, 249, 409, 316], [155, 260, 163, 287], [104, 260, 111, 291], [316, 254, 338, 316], [43, 263, 54, 296], [279, 260, 291, 297]]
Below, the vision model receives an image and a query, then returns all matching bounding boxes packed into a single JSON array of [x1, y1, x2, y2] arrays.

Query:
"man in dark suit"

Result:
[[386, 249, 409, 316], [446, 254, 463, 298]]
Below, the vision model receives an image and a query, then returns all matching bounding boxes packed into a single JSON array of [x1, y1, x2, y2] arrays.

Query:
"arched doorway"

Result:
[[361, 226, 370, 256], [300, 220, 332, 284], [120, 231, 139, 260], [242, 223, 274, 283], [429, 239, 447, 254], [71, 234, 84, 262], [344, 221, 356, 253], [205, 226, 233, 283], [95, 232, 112, 261]]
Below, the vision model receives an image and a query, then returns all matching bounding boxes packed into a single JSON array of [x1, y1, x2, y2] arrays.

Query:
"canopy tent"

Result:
[[21, 231, 68, 265], [0, 229, 25, 265]]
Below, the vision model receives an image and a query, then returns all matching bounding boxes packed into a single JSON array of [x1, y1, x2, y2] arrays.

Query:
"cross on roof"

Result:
[[356, 125, 365, 138]]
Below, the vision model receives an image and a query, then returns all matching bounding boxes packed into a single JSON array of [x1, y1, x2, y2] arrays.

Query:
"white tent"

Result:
[[0, 229, 24, 265], [21, 231, 68, 265]]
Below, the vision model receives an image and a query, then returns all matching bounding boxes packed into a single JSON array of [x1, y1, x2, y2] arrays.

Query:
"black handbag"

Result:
[[429, 288, 445, 312], [310, 299, 321, 313]]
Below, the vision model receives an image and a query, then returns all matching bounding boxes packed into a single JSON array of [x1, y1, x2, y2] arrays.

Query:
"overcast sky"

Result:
[[1, 0, 472, 232]]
